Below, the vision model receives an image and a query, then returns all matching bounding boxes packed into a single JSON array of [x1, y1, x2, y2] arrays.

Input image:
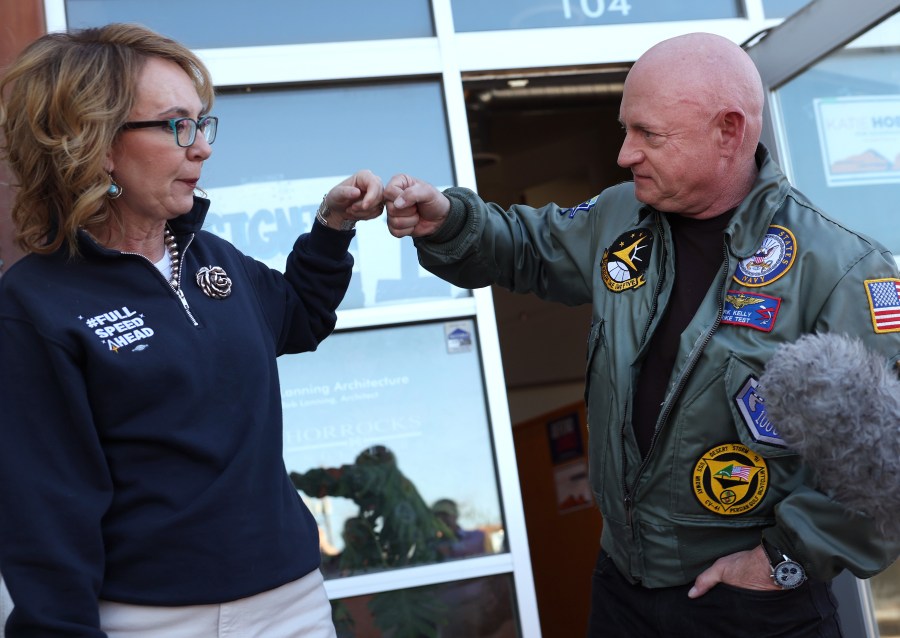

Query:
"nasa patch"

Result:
[[692, 443, 769, 515], [601, 228, 653, 293], [734, 225, 797, 287]]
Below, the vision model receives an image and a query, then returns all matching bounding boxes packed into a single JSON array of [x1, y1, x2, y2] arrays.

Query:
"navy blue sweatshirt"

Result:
[[0, 198, 353, 636]]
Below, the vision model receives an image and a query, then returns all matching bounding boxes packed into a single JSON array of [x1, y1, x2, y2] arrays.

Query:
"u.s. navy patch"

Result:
[[734, 376, 784, 447], [601, 228, 653, 293], [559, 195, 599, 219], [864, 278, 900, 333], [722, 290, 782, 332], [692, 443, 768, 515], [734, 225, 796, 287]]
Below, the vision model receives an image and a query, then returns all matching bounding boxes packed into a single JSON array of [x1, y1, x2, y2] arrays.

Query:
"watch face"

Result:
[[773, 560, 806, 589]]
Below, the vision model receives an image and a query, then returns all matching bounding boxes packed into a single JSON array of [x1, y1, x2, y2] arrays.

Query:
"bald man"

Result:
[[385, 32, 900, 637]]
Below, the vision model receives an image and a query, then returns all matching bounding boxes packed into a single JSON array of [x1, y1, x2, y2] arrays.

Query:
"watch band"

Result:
[[762, 537, 807, 589], [316, 195, 356, 231]]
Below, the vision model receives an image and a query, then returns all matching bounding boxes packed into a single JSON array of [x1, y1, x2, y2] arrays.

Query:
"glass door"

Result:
[[747, 2, 900, 636]]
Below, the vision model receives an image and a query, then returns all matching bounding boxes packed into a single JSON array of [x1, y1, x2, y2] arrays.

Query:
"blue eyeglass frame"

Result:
[[120, 115, 218, 147]]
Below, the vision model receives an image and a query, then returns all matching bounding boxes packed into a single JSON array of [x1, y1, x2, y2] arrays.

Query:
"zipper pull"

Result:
[[174, 286, 192, 314], [624, 493, 634, 528]]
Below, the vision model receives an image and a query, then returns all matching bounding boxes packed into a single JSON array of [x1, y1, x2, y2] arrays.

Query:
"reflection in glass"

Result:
[[279, 320, 506, 579], [199, 82, 466, 308], [774, 12, 900, 253], [872, 560, 900, 637], [331, 573, 519, 638], [64, 0, 433, 48], [772, 13, 900, 634], [292, 445, 457, 577], [451, 0, 741, 33], [762, 0, 812, 19]]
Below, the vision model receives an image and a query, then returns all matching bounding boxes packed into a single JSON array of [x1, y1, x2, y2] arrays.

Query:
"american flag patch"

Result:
[[865, 278, 900, 333], [730, 465, 751, 481]]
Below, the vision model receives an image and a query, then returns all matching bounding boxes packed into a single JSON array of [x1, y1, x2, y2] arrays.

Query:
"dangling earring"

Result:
[[107, 173, 123, 199]]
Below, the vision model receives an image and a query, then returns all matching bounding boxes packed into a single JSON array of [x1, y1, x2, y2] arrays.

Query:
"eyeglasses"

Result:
[[121, 116, 218, 148]]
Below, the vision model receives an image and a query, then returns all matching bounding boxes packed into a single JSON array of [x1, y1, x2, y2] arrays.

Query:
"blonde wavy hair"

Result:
[[0, 23, 215, 255]]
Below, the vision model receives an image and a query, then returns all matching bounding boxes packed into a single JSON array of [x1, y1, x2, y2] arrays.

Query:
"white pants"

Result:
[[0, 573, 12, 638], [99, 570, 337, 638]]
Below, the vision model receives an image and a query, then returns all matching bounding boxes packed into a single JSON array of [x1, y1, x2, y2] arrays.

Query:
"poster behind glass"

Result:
[[279, 319, 506, 579], [776, 44, 900, 253], [200, 81, 468, 308], [64, 0, 433, 48], [450, 0, 741, 32]]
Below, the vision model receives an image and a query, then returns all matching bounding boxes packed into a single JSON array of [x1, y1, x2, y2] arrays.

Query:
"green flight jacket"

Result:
[[414, 145, 900, 587]]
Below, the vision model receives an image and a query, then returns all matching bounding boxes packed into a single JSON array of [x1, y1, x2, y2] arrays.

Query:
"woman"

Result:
[[0, 23, 383, 637]]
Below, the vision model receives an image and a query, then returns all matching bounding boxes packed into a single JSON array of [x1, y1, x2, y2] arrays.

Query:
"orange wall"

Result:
[[0, 0, 45, 273], [513, 401, 602, 637]]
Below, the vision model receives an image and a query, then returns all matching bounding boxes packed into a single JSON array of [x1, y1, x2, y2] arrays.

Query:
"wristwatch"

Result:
[[762, 537, 807, 589], [316, 195, 356, 231]]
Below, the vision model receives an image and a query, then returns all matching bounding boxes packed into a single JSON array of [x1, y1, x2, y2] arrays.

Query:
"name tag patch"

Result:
[[722, 290, 782, 332], [734, 376, 785, 448]]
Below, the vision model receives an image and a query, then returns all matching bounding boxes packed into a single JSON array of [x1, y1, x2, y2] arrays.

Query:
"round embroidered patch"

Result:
[[734, 225, 797, 287], [692, 443, 768, 515], [601, 228, 653, 293]]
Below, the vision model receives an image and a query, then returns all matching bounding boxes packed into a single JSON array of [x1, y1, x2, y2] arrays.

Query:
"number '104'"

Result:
[[562, 0, 632, 18]]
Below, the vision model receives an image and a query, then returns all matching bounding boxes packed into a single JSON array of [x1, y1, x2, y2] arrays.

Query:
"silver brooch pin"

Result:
[[196, 266, 232, 299]]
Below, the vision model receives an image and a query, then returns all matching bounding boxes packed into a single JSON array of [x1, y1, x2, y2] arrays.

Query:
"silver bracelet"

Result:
[[316, 195, 356, 231]]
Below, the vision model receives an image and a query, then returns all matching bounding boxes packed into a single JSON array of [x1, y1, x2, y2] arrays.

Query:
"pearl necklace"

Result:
[[163, 226, 180, 289]]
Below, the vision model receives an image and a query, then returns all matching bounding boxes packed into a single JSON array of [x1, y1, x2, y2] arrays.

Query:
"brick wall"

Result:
[[0, 0, 45, 274]]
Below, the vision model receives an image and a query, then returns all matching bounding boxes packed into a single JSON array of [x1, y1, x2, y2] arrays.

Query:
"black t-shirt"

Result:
[[631, 209, 735, 457]]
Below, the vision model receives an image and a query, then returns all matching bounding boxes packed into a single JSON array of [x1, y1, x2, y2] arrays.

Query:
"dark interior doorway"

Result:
[[462, 65, 633, 402], [462, 67, 632, 635]]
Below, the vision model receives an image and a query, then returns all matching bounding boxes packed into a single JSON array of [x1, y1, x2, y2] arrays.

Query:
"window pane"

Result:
[[331, 573, 519, 637], [773, 13, 900, 254], [281, 320, 506, 578], [64, 0, 434, 47], [772, 14, 900, 630], [763, 0, 812, 20], [451, 0, 741, 33], [202, 82, 465, 309]]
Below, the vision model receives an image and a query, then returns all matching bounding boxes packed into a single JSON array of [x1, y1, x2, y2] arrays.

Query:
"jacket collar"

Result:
[[76, 196, 210, 256], [636, 144, 792, 259], [169, 195, 210, 236], [724, 144, 793, 259]]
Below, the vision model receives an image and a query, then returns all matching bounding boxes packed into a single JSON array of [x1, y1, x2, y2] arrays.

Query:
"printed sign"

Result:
[[814, 95, 900, 187]]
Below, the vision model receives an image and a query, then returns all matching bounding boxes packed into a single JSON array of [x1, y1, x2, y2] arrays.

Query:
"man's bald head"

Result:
[[630, 32, 764, 149], [617, 32, 765, 217]]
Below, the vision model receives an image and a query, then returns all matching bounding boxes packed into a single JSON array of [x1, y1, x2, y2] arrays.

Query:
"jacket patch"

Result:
[[559, 195, 599, 219], [722, 290, 781, 332], [692, 443, 769, 515], [81, 306, 155, 353], [734, 225, 796, 287], [864, 278, 900, 333], [601, 228, 653, 293], [734, 376, 785, 447]]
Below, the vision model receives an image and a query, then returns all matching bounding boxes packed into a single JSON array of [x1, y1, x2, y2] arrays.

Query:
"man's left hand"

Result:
[[688, 544, 778, 598]]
